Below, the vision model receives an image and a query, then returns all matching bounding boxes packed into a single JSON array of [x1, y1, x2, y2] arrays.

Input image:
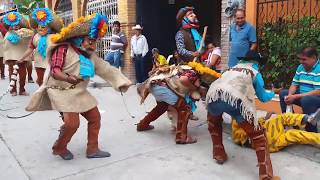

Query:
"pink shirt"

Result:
[[206, 47, 222, 70]]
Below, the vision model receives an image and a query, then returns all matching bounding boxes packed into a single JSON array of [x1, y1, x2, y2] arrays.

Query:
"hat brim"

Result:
[[132, 27, 143, 30]]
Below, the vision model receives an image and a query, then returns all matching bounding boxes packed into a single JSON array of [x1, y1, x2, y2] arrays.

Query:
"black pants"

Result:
[[133, 55, 146, 83]]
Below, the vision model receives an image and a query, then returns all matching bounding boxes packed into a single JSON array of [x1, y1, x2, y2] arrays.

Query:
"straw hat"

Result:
[[132, 24, 143, 30], [51, 13, 108, 43], [29, 7, 63, 33]]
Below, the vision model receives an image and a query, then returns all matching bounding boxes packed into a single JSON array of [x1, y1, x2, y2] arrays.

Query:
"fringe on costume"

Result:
[[206, 88, 259, 129]]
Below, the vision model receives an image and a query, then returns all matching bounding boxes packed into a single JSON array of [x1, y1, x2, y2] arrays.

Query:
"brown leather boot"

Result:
[[239, 121, 280, 180], [137, 101, 168, 131], [207, 113, 228, 164], [174, 98, 197, 144]]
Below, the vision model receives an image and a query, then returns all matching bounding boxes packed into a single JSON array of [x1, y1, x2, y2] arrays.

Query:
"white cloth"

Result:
[[130, 34, 149, 57], [206, 47, 222, 69], [206, 63, 259, 127]]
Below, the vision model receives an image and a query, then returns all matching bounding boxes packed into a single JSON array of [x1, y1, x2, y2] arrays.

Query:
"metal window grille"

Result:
[[55, 0, 73, 26], [86, 0, 118, 58], [257, 0, 320, 38]]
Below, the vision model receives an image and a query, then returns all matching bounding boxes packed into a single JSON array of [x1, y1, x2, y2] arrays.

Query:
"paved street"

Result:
[[0, 72, 319, 180]]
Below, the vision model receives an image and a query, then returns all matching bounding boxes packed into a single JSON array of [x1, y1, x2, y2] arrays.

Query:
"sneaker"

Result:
[[87, 150, 111, 159], [308, 108, 320, 126]]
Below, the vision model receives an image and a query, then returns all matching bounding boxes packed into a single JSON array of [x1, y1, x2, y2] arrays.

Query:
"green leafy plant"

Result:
[[13, 0, 45, 14], [260, 16, 320, 88]]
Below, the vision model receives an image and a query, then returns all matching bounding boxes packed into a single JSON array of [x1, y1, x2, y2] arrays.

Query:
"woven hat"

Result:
[[2, 12, 28, 28], [176, 6, 194, 25], [51, 13, 108, 43], [132, 24, 143, 30], [29, 8, 63, 32]]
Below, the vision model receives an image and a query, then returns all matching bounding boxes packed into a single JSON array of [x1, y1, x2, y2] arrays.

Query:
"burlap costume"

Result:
[[137, 63, 220, 144], [26, 42, 131, 112], [26, 13, 132, 160], [3, 28, 33, 63], [2, 12, 34, 95], [27, 8, 64, 69]]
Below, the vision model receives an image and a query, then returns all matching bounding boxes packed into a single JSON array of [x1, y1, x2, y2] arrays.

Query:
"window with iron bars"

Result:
[[86, 0, 118, 59], [55, 0, 73, 26]]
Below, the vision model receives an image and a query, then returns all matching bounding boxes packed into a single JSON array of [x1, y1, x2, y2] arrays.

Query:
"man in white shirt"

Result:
[[130, 24, 149, 83]]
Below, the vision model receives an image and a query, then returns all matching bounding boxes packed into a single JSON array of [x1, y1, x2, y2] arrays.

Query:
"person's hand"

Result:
[[192, 51, 200, 57], [284, 94, 299, 105], [16, 60, 24, 64], [66, 75, 83, 85]]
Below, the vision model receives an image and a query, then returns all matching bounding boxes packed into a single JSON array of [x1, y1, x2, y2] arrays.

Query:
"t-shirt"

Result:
[[292, 60, 320, 94], [206, 47, 222, 70], [110, 31, 127, 52], [155, 54, 168, 66], [229, 22, 257, 67]]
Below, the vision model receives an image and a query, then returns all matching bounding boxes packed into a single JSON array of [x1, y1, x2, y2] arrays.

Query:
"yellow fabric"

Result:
[[156, 54, 168, 66], [232, 113, 320, 152]]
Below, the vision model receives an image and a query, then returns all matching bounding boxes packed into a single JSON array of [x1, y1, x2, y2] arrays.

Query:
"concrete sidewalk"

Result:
[[0, 75, 319, 180]]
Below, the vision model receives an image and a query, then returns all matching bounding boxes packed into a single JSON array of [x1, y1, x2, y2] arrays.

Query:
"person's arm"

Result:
[[175, 31, 194, 59], [50, 45, 82, 85], [248, 25, 257, 51], [253, 72, 275, 102], [19, 35, 36, 62], [295, 89, 320, 98], [19, 48, 34, 62], [207, 48, 221, 68], [142, 36, 148, 57], [120, 32, 128, 50], [130, 37, 134, 58]]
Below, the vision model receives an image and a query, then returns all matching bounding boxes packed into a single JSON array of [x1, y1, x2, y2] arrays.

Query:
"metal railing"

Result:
[[55, 0, 73, 26], [86, 0, 118, 59]]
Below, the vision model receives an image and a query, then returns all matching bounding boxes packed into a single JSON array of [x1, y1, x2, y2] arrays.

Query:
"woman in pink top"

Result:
[[205, 43, 222, 72]]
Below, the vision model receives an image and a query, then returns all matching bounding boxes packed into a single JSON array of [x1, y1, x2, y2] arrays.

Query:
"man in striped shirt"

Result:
[[280, 47, 320, 132], [105, 21, 127, 69]]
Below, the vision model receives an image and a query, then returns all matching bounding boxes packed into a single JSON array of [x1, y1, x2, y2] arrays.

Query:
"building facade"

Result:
[[45, 0, 257, 81]]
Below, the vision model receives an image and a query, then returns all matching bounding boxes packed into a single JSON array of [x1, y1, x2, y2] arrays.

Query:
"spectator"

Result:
[[279, 47, 320, 132], [151, 48, 168, 70], [205, 43, 222, 73], [201, 43, 214, 62], [130, 24, 149, 83], [105, 21, 127, 69], [229, 9, 257, 68]]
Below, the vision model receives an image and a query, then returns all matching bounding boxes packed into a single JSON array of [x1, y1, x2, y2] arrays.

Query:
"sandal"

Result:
[[176, 136, 197, 144]]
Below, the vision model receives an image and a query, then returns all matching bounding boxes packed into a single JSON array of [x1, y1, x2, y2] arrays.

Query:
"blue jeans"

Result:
[[105, 50, 123, 68], [280, 89, 320, 132], [150, 85, 178, 105], [133, 55, 146, 83], [207, 99, 245, 124]]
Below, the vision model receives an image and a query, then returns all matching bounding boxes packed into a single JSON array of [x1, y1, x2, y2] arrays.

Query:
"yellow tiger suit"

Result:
[[232, 113, 320, 152]]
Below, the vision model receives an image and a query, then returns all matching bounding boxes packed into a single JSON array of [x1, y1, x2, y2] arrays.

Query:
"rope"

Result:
[[0, 65, 36, 119], [120, 92, 135, 118]]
